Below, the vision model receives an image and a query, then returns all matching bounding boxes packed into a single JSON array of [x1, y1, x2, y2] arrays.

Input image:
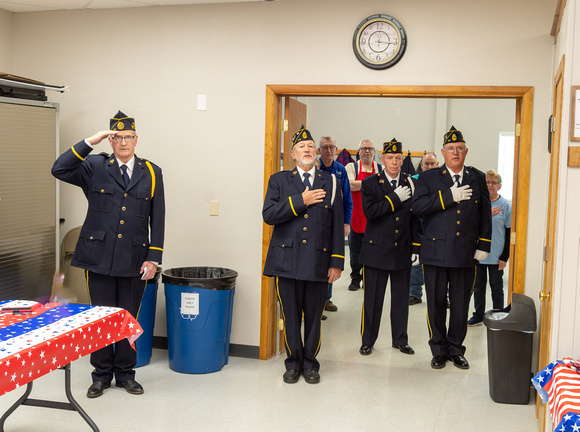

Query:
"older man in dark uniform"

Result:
[[358, 138, 422, 356], [412, 126, 491, 370], [52, 111, 165, 397], [263, 126, 344, 384]]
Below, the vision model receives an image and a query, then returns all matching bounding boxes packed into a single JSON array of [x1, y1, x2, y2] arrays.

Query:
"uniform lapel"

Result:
[[130, 157, 145, 190], [439, 164, 455, 188], [290, 169, 305, 192], [313, 168, 326, 190], [378, 171, 392, 195], [462, 166, 475, 186], [107, 156, 125, 188]]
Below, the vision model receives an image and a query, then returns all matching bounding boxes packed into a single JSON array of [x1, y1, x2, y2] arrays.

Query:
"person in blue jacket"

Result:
[[318, 136, 352, 314], [412, 126, 491, 370], [52, 110, 165, 398], [263, 126, 344, 385]]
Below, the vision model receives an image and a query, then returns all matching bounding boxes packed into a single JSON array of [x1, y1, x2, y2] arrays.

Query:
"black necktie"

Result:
[[391, 180, 397, 189], [303, 172, 311, 189], [121, 165, 130, 189], [454, 174, 460, 187]]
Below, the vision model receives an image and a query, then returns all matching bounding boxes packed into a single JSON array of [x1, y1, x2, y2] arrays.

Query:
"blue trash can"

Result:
[[135, 267, 161, 368], [162, 267, 236, 374]]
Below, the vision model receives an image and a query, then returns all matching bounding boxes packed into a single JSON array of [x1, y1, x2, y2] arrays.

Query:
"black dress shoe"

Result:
[[409, 296, 422, 305], [303, 369, 320, 384], [431, 355, 448, 369], [448, 355, 469, 369], [348, 281, 361, 291], [87, 381, 111, 398], [283, 369, 301, 384], [392, 344, 415, 355], [116, 379, 144, 395], [359, 344, 372, 355]]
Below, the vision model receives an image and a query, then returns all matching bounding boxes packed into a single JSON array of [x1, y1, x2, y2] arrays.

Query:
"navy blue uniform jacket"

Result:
[[412, 164, 491, 268], [263, 169, 345, 282], [52, 140, 165, 277], [358, 172, 422, 271]]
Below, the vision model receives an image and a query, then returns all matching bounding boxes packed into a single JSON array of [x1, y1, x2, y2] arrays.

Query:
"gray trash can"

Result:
[[483, 293, 537, 404]]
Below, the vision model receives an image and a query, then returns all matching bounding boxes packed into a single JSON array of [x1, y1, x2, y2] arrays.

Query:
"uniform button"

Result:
[[89, 236, 94, 240], [120, 220, 125, 225], [396, 217, 400, 221], [325, 205, 328, 208], [395, 242, 398, 246], [303, 227, 308, 231], [432, 238, 435, 241], [457, 210, 461, 214], [302, 240, 307, 244], [100, 189, 104, 193], [124, 193, 128, 198], [457, 232, 460, 236], [142, 243, 146, 247], [118, 234, 123, 239], [475, 200, 478, 203], [369, 240, 373, 244], [304, 214, 309, 219], [323, 248, 327, 252], [457, 221, 460, 225], [395, 230, 399, 234], [122, 206, 126, 211]]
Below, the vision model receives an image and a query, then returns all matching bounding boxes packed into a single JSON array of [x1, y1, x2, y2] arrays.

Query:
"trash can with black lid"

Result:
[[483, 292, 537, 404], [162, 267, 236, 374], [135, 267, 161, 368]]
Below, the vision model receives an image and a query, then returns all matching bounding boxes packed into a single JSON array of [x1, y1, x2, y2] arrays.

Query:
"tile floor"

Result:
[[0, 260, 539, 432]]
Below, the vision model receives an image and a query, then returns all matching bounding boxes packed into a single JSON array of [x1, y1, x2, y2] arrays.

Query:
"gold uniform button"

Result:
[[457, 210, 461, 214], [396, 217, 400, 221], [302, 240, 307, 244], [395, 230, 399, 234], [457, 232, 460, 236], [369, 240, 373, 244], [323, 248, 327, 252], [304, 214, 309, 218], [457, 221, 460, 225], [122, 206, 127, 211], [303, 227, 308, 231], [124, 193, 128, 198], [395, 242, 398, 246], [325, 205, 328, 208], [142, 243, 146, 247], [89, 236, 94, 240], [120, 220, 125, 225], [118, 234, 123, 239], [100, 189, 105, 193]]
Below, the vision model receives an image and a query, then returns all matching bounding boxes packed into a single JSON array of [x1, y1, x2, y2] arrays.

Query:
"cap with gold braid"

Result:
[[443, 125, 465, 145], [383, 137, 402, 154], [110, 110, 136, 131], [291, 125, 314, 147]]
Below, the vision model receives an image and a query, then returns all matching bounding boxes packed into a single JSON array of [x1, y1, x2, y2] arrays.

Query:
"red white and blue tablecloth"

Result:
[[533, 357, 580, 431], [0, 300, 142, 396]]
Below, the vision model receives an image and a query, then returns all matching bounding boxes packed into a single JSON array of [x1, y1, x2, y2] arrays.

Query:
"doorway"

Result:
[[260, 85, 534, 359]]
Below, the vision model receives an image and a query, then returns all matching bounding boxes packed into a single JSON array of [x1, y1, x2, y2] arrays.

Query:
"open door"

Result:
[[260, 85, 534, 360], [536, 56, 564, 432], [283, 98, 308, 171]]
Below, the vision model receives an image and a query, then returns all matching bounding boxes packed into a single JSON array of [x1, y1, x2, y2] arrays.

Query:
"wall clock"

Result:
[[353, 14, 407, 70]]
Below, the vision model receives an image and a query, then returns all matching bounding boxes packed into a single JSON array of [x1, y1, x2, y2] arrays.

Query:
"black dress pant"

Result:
[[423, 264, 476, 357], [361, 265, 411, 347], [276, 277, 327, 372], [348, 230, 364, 284], [86, 271, 146, 383]]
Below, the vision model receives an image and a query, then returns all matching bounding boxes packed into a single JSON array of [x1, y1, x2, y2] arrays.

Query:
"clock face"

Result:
[[353, 14, 407, 70]]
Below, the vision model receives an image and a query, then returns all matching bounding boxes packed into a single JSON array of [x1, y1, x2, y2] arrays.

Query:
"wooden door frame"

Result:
[[260, 84, 534, 359]]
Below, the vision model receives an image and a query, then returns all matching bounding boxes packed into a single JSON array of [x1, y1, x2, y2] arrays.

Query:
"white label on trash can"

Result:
[[181, 292, 199, 319]]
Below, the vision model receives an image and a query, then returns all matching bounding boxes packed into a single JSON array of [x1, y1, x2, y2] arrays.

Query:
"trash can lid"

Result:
[[162, 266, 238, 290], [483, 293, 537, 332]]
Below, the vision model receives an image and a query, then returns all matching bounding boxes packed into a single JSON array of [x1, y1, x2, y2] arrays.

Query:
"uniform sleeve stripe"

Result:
[[479, 238, 492, 243], [438, 190, 445, 210], [289, 196, 298, 216], [385, 196, 395, 212], [331, 254, 345, 259], [71, 146, 85, 161], [149, 247, 163, 251], [412, 243, 421, 246]]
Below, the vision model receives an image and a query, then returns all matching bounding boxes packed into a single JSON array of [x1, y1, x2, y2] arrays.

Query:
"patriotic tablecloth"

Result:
[[533, 357, 580, 431], [0, 300, 142, 396]]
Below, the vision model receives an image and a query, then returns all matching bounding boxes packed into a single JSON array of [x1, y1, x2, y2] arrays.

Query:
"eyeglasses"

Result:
[[320, 146, 336, 152], [443, 145, 466, 153], [359, 147, 374, 152], [111, 135, 136, 143], [486, 181, 499, 185]]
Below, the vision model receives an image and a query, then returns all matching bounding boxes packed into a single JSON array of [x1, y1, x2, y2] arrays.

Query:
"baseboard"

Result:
[[152, 336, 260, 359]]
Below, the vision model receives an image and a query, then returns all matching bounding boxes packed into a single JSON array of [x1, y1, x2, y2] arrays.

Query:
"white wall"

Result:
[[7, 0, 555, 348], [0, 9, 13, 72]]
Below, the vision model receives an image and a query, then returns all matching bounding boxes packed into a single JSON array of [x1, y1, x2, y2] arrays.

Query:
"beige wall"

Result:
[[0, 9, 13, 72], [7, 0, 555, 347]]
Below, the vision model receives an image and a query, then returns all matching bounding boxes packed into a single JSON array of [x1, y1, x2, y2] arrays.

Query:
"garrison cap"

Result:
[[443, 125, 465, 145], [110, 110, 136, 131], [291, 125, 314, 147], [383, 137, 402, 154]]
